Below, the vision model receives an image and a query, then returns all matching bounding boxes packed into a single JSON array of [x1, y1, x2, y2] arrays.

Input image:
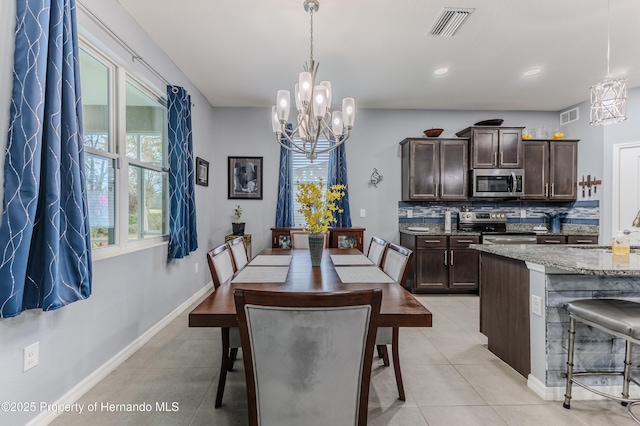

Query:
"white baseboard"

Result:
[[28, 282, 214, 426], [528, 374, 638, 401]]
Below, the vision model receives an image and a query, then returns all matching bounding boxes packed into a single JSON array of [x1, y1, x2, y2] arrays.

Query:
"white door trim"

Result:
[[612, 141, 640, 234]]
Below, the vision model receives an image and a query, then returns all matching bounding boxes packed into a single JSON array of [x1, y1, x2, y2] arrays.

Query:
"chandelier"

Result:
[[271, 0, 355, 162], [590, 0, 627, 125]]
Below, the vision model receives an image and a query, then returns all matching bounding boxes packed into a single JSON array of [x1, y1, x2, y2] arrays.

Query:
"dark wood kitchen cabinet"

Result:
[[522, 140, 578, 200], [400, 233, 479, 293], [460, 127, 523, 169], [400, 138, 468, 201]]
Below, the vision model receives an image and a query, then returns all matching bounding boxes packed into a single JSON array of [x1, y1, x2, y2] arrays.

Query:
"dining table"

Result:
[[189, 248, 432, 329]]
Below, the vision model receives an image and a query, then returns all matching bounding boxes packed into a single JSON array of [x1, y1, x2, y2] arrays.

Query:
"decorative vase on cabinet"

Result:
[[308, 233, 325, 266]]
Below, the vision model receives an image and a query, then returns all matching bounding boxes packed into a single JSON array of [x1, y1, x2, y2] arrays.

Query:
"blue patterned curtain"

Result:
[[0, 0, 92, 318], [327, 139, 352, 227], [275, 124, 294, 227], [167, 86, 198, 258]]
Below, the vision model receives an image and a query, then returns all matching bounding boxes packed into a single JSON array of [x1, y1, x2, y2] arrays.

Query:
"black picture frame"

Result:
[[228, 156, 263, 199], [196, 157, 209, 186]]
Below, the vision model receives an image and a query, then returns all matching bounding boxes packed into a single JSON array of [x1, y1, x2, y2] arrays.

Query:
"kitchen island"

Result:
[[473, 244, 640, 401]]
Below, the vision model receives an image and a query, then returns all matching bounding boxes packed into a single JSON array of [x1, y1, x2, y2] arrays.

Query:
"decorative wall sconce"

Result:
[[369, 168, 383, 188]]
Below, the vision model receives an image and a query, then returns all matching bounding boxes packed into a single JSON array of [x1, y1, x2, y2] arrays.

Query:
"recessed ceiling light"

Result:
[[434, 67, 449, 75], [524, 68, 541, 76]]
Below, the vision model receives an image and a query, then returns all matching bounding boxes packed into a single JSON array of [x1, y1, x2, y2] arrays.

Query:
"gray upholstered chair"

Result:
[[228, 236, 249, 271], [206, 243, 241, 408], [563, 299, 640, 422], [376, 242, 414, 401], [290, 230, 328, 249], [234, 288, 382, 426], [367, 236, 388, 267]]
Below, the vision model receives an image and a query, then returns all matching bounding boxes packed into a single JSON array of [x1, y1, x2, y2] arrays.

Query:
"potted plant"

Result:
[[295, 180, 345, 266], [232, 204, 245, 235]]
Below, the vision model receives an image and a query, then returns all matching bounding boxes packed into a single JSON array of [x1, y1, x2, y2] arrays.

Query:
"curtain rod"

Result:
[[77, 0, 174, 91]]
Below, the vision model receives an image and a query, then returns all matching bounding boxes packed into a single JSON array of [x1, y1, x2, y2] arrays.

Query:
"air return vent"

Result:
[[560, 107, 579, 125], [428, 8, 474, 37]]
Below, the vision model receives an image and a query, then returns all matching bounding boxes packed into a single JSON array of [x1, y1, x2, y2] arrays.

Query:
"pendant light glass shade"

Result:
[[590, 78, 627, 125]]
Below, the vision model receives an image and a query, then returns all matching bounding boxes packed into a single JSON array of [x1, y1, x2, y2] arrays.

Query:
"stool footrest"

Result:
[[569, 378, 640, 405]]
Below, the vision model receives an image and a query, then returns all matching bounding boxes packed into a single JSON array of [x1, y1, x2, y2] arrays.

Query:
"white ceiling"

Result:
[[117, 0, 640, 112]]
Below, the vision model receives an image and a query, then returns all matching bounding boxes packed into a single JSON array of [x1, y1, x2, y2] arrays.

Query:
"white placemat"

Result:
[[248, 255, 292, 266], [231, 266, 289, 283], [334, 266, 395, 283], [330, 254, 374, 266]]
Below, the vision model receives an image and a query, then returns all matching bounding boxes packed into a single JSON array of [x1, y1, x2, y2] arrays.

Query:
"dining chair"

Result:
[[367, 236, 389, 267], [290, 230, 328, 249], [377, 242, 414, 401], [233, 288, 382, 426], [228, 236, 249, 271], [206, 243, 241, 408]]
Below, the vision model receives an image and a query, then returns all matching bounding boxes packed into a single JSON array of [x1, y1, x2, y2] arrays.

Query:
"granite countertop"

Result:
[[472, 244, 640, 276]]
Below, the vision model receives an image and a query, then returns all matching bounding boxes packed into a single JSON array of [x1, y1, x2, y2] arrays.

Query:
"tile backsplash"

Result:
[[399, 200, 599, 226]]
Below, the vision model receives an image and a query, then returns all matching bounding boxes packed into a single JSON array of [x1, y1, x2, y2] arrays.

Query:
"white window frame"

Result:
[[292, 138, 331, 227], [80, 39, 169, 261]]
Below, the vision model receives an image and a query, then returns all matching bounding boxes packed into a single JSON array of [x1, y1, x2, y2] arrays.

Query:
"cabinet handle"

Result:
[[435, 183, 439, 198], [500, 151, 504, 165], [494, 152, 498, 166], [574, 239, 594, 243], [444, 250, 448, 265], [551, 183, 555, 197], [545, 183, 549, 197], [423, 240, 442, 243], [543, 240, 561, 243], [450, 250, 454, 265], [456, 240, 475, 243]]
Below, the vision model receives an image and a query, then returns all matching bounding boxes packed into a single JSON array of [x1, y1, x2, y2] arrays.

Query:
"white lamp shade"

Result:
[[294, 83, 303, 111], [342, 97, 356, 127], [331, 111, 343, 136], [298, 116, 308, 139], [271, 106, 280, 133], [276, 90, 291, 122], [320, 81, 332, 109], [313, 85, 328, 118], [298, 72, 313, 103]]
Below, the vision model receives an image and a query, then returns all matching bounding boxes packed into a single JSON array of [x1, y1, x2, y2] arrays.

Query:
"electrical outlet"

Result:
[[406, 210, 413, 218], [360, 209, 366, 218], [520, 209, 526, 219], [195, 263, 199, 274], [23, 342, 39, 372], [531, 295, 542, 317]]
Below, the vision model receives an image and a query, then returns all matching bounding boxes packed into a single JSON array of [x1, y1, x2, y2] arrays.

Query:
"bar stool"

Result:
[[563, 299, 640, 423]]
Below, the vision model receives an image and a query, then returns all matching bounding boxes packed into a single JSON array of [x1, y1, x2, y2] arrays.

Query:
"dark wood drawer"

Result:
[[449, 236, 480, 247], [537, 236, 566, 244], [416, 236, 447, 248], [567, 235, 598, 244]]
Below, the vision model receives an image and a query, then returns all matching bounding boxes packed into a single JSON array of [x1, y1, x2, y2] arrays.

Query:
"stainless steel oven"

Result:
[[471, 169, 524, 198], [458, 208, 537, 244]]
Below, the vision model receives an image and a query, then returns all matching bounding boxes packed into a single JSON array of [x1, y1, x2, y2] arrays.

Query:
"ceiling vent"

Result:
[[560, 107, 580, 125], [428, 8, 474, 37]]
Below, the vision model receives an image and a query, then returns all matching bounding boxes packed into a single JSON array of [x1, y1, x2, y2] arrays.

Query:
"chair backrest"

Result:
[[367, 236, 388, 267], [228, 236, 248, 271], [234, 288, 382, 426], [290, 230, 328, 249], [206, 243, 235, 288], [382, 243, 413, 286]]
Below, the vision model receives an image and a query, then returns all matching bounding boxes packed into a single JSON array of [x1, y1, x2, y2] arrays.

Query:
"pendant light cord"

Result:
[[606, 0, 610, 77], [309, 7, 314, 64]]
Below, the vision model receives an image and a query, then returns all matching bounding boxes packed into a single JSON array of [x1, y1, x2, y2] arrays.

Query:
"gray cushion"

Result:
[[375, 327, 392, 345], [566, 299, 640, 341]]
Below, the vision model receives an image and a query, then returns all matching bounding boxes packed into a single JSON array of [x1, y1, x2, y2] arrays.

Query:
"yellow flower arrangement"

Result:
[[295, 180, 346, 234]]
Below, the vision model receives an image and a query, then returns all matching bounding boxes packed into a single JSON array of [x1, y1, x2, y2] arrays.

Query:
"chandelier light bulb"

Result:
[[294, 83, 303, 111], [313, 85, 328, 118], [271, 106, 279, 133], [342, 97, 355, 128], [332, 111, 344, 136], [299, 72, 313, 103], [276, 90, 291, 122]]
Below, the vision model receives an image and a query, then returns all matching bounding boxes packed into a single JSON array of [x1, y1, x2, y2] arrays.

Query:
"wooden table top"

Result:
[[189, 248, 432, 328]]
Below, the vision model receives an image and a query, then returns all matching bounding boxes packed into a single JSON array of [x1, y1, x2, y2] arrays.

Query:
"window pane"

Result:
[[85, 153, 115, 248], [292, 139, 330, 227], [79, 49, 110, 151], [128, 165, 168, 241], [125, 82, 166, 166]]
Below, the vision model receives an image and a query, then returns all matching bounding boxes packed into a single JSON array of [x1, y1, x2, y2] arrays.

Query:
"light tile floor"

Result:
[[51, 295, 638, 425]]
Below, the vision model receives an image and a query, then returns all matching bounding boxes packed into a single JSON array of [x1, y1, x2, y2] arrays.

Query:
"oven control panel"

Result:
[[458, 211, 507, 224]]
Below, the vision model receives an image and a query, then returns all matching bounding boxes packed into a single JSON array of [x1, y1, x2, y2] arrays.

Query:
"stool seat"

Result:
[[566, 299, 640, 341]]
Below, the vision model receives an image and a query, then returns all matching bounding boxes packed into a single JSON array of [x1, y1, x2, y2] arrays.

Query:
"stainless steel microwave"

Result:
[[471, 169, 524, 198]]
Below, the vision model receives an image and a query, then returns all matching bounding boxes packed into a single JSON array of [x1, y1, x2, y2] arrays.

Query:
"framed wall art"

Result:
[[228, 156, 263, 199], [196, 157, 209, 186]]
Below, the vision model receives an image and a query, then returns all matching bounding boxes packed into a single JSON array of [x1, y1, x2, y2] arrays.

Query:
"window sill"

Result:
[[91, 237, 169, 262]]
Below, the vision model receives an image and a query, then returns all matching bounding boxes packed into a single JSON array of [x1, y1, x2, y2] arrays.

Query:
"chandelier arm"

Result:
[[276, 128, 308, 153], [313, 135, 349, 156]]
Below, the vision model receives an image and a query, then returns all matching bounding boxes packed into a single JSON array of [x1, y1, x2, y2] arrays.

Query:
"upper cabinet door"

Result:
[[549, 141, 578, 200], [521, 141, 549, 200], [498, 128, 523, 168], [401, 139, 439, 200], [471, 129, 498, 168], [440, 139, 468, 200]]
